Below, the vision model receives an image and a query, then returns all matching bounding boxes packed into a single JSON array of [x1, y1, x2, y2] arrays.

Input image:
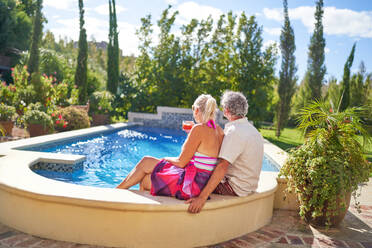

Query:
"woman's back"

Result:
[[193, 122, 224, 158]]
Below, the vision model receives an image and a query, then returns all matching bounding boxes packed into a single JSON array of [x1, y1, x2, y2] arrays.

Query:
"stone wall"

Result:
[[128, 106, 227, 130]]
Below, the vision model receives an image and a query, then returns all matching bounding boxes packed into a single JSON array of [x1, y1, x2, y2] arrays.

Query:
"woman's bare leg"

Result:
[[116, 156, 160, 189], [140, 174, 152, 191]]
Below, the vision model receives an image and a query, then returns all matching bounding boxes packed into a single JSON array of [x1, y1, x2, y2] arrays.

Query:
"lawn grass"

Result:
[[259, 127, 372, 163], [259, 127, 304, 152]]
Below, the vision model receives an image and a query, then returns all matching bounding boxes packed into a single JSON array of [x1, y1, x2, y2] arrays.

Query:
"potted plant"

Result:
[[279, 101, 371, 227], [21, 109, 54, 137], [0, 103, 17, 136], [89, 91, 114, 126]]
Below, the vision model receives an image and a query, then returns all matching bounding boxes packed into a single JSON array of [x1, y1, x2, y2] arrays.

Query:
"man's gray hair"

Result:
[[221, 91, 248, 117]]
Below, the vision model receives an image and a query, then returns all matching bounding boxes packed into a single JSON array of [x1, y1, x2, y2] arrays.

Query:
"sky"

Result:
[[42, 0, 372, 83]]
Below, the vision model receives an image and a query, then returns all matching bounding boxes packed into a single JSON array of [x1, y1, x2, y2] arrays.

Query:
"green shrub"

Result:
[[0, 103, 17, 121], [21, 109, 54, 130], [89, 91, 114, 115], [54, 81, 69, 107], [0, 82, 16, 105], [57, 106, 90, 131], [40, 49, 65, 82], [27, 102, 47, 112]]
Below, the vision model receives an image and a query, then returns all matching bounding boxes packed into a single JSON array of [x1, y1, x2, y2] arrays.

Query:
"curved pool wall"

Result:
[[0, 123, 287, 248]]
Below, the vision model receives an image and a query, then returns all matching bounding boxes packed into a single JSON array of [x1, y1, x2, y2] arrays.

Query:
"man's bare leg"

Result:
[[116, 156, 160, 189]]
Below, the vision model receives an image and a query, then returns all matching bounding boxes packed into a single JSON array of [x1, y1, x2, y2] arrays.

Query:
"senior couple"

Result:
[[117, 91, 264, 213]]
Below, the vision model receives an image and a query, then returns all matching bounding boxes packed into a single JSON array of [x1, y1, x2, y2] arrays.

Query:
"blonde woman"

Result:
[[116, 94, 224, 200]]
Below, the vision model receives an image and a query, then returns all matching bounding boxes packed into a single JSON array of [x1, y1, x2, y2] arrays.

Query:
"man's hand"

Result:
[[186, 196, 208, 214]]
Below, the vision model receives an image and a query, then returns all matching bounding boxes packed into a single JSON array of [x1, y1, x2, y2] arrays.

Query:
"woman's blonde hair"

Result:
[[193, 94, 217, 123]]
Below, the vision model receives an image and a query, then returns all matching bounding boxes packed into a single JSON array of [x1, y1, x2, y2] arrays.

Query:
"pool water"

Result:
[[29, 126, 278, 189]]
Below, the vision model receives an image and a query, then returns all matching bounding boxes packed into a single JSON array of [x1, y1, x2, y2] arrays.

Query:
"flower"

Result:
[[11, 68, 14, 71], [56, 120, 60, 124], [23, 65, 27, 69], [51, 113, 55, 117], [58, 114, 62, 120], [63, 124, 67, 128]]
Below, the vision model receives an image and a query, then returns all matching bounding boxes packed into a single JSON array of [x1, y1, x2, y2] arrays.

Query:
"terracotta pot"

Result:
[[92, 114, 110, 126], [28, 123, 49, 137], [0, 121, 14, 136], [304, 191, 351, 227]]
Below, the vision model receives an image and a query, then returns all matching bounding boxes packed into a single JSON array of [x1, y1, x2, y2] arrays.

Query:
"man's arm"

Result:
[[186, 159, 229, 213]]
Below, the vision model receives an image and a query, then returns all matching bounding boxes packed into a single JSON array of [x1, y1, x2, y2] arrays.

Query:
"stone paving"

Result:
[[0, 203, 370, 248]]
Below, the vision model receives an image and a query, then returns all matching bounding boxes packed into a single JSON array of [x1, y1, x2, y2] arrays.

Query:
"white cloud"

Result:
[[263, 8, 283, 22], [323, 7, 372, 38], [264, 27, 281, 36], [44, 0, 75, 10], [325, 47, 330, 54], [117, 22, 140, 56], [165, 0, 178, 5], [52, 17, 140, 56], [263, 6, 372, 38], [93, 4, 127, 16], [263, 40, 279, 49], [175, 2, 223, 25]]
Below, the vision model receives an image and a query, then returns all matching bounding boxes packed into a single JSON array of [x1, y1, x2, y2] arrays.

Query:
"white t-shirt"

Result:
[[218, 117, 264, 196]]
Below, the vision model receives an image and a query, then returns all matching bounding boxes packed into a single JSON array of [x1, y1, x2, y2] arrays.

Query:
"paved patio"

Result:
[[0, 180, 370, 248]]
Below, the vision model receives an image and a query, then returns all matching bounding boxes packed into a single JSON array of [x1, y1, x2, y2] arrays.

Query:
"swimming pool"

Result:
[[24, 126, 279, 188]]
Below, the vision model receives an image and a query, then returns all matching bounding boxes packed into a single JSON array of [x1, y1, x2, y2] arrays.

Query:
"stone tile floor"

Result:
[[0, 204, 371, 248]]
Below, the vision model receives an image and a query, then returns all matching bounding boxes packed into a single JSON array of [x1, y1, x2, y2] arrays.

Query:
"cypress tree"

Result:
[[75, 0, 88, 104], [339, 43, 356, 111], [113, 0, 119, 94], [275, 0, 297, 137], [305, 0, 326, 101], [107, 0, 114, 92], [27, 0, 43, 76], [107, 0, 119, 94]]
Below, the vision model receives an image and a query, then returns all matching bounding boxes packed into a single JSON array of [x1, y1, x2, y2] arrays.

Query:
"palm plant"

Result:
[[280, 100, 371, 227]]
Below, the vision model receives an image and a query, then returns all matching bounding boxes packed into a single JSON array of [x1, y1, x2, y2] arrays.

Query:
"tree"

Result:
[[107, 0, 119, 94], [305, 0, 326, 101], [0, 0, 33, 56], [275, 0, 297, 137], [234, 13, 278, 124], [130, 7, 277, 123], [204, 12, 237, 102], [151, 6, 183, 107], [27, 0, 43, 75], [339, 43, 356, 111], [350, 61, 368, 108], [74, 0, 88, 104], [132, 14, 155, 113], [324, 76, 341, 110]]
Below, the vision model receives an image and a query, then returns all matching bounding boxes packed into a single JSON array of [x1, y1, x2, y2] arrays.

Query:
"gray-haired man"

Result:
[[186, 91, 264, 213]]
